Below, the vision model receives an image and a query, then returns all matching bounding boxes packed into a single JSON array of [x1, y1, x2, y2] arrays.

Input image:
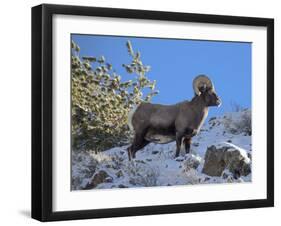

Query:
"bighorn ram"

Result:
[[127, 75, 221, 160]]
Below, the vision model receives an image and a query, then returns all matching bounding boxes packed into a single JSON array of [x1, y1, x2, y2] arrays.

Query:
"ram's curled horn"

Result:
[[193, 75, 214, 96]]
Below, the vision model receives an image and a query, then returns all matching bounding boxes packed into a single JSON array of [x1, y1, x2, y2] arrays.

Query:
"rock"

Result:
[[118, 184, 128, 188], [202, 144, 251, 178], [209, 117, 216, 122], [116, 170, 123, 178], [247, 152, 252, 160], [146, 158, 152, 162], [105, 176, 113, 183], [224, 149, 251, 178], [152, 150, 159, 155], [183, 154, 201, 170], [222, 171, 229, 179], [202, 145, 225, 176], [204, 177, 210, 182], [129, 179, 137, 185], [193, 142, 199, 147], [135, 160, 146, 164], [84, 170, 111, 189], [175, 156, 184, 162], [227, 177, 234, 183], [229, 128, 238, 134], [105, 163, 119, 170]]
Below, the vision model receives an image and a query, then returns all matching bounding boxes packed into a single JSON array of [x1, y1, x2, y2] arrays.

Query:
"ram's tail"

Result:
[[127, 105, 139, 132]]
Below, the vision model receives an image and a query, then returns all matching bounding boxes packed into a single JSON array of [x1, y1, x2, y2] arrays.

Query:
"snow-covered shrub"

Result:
[[230, 101, 244, 112], [223, 109, 251, 135], [182, 154, 201, 171], [184, 168, 203, 184], [71, 151, 98, 190], [126, 162, 159, 187], [110, 152, 126, 169], [238, 110, 252, 135]]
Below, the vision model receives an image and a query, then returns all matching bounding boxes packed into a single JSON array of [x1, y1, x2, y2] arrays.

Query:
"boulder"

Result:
[[202, 146, 225, 176], [202, 144, 251, 178]]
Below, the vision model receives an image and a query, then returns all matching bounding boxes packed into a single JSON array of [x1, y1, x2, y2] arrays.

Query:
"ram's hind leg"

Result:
[[127, 146, 133, 161], [128, 132, 150, 160], [132, 139, 150, 158]]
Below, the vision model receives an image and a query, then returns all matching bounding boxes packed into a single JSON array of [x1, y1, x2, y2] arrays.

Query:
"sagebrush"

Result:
[[223, 109, 251, 135], [71, 40, 158, 152]]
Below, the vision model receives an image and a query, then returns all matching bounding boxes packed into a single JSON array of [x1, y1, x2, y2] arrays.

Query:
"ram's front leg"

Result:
[[183, 137, 192, 154], [183, 128, 197, 154], [175, 131, 184, 158]]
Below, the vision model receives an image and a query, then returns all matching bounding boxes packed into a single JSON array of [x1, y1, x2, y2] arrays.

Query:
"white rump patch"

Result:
[[127, 105, 139, 132]]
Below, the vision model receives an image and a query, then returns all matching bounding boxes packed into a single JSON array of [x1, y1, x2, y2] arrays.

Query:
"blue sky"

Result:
[[72, 34, 251, 119]]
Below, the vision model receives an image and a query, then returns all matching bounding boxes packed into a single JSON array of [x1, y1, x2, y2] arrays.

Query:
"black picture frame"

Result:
[[32, 3, 274, 222]]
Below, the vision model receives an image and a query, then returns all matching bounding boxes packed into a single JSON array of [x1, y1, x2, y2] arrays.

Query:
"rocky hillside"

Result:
[[72, 109, 252, 190]]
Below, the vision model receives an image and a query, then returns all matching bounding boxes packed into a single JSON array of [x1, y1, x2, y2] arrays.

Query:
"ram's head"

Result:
[[193, 75, 221, 107]]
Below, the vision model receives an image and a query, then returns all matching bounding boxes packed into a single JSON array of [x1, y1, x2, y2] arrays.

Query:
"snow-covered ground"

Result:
[[72, 109, 252, 190]]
